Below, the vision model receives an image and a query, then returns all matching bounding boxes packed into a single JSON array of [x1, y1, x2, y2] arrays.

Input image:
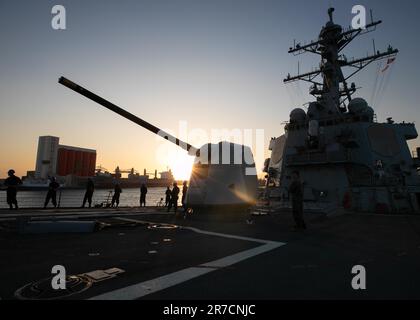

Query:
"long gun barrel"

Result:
[[59, 76, 198, 155]]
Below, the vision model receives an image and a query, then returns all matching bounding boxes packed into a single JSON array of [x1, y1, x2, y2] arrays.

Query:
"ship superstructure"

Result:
[[265, 8, 420, 213]]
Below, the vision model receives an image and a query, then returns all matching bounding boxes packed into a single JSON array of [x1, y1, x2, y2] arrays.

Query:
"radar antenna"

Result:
[[284, 7, 398, 113]]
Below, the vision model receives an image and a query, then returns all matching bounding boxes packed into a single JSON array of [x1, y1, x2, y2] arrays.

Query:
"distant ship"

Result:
[[92, 166, 176, 188], [20, 180, 50, 191], [17, 167, 176, 190]]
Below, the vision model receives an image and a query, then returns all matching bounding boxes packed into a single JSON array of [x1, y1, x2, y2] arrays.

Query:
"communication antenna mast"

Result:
[[284, 7, 398, 113]]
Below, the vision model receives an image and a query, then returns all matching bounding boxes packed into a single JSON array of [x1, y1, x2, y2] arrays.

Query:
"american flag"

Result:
[[381, 57, 396, 72]]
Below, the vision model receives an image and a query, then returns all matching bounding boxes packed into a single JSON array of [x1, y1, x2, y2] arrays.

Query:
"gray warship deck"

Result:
[[0, 207, 419, 300]]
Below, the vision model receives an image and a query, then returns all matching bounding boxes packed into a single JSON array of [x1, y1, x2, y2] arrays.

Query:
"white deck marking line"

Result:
[[89, 217, 285, 300], [199, 242, 283, 269], [90, 267, 213, 300], [183, 226, 279, 244], [115, 218, 282, 244]]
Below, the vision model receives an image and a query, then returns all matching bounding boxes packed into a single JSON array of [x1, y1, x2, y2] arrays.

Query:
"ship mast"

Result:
[[284, 7, 398, 115]]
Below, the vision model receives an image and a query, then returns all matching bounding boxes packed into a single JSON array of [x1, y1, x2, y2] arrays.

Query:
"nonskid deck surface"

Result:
[[0, 208, 420, 299]]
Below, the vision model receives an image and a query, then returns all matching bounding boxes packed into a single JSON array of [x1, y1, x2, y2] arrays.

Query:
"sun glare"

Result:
[[171, 154, 195, 181]]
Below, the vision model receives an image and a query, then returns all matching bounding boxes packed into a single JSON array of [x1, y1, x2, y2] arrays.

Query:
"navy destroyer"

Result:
[[2, 6, 420, 302], [265, 8, 420, 214]]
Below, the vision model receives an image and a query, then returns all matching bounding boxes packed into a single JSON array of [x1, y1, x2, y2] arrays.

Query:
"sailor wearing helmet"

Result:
[[4, 169, 22, 210]]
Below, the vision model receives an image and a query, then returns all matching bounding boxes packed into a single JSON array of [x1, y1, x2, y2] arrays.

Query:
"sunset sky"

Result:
[[1, 0, 419, 180]]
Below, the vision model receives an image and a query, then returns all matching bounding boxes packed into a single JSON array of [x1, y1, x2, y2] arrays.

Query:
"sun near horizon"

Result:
[[170, 154, 195, 181]]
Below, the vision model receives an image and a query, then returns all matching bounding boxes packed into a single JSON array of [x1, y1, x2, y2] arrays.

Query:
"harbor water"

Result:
[[0, 187, 170, 209]]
